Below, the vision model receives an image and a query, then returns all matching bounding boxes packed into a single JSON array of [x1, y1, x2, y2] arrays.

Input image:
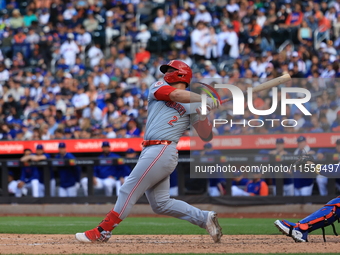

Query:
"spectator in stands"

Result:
[[18, 148, 44, 197], [135, 24, 151, 48], [153, 8, 166, 31], [63, 3, 77, 24], [81, 141, 120, 196], [82, 101, 102, 124], [331, 110, 340, 132], [0, 63, 9, 85], [293, 136, 315, 196], [55, 142, 81, 197], [126, 119, 141, 137], [172, 22, 187, 50], [315, 11, 332, 38], [72, 85, 90, 115], [60, 33, 79, 67], [23, 8, 38, 27], [256, 8, 266, 28], [83, 10, 99, 32], [133, 47, 151, 65], [88, 44, 104, 68], [191, 21, 208, 62], [298, 20, 312, 44], [39, 8, 50, 25], [9, 9, 24, 29], [205, 27, 218, 62], [115, 50, 132, 70], [284, 3, 304, 28], [193, 5, 212, 25]]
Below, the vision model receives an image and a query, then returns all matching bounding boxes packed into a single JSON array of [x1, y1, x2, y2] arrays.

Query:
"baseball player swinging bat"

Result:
[[76, 60, 223, 244], [198, 73, 292, 104]]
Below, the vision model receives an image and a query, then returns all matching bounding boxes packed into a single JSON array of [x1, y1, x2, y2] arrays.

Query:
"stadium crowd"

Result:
[[0, 0, 339, 140]]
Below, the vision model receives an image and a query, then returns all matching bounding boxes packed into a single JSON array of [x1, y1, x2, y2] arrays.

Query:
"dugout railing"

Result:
[[0, 154, 339, 205]]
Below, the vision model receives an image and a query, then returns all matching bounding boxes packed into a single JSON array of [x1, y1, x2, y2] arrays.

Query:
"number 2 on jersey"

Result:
[[168, 116, 178, 126]]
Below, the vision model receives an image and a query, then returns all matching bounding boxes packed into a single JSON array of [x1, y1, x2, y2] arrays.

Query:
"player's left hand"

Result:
[[196, 106, 208, 121]]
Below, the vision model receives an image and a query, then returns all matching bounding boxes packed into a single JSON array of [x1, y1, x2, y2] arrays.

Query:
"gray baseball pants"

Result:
[[113, 143, 209, 229]]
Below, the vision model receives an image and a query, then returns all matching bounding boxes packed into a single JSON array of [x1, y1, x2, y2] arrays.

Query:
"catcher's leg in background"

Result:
[[275, 196, 340, 242], [75, 144, 178, 243]]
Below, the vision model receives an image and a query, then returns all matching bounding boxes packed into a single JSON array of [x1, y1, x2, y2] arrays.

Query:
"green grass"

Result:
[[0, 216, 334, 237], [0, 217, 337, 255]]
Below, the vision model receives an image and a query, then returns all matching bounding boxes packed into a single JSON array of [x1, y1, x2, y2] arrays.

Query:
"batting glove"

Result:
[[206, 97, 220, 111]]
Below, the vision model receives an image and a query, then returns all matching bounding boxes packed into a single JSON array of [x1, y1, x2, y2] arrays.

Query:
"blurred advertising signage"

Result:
[[0, 134, 338, 154]]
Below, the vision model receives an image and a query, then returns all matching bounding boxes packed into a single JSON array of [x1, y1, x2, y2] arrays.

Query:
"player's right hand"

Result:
[[206, 97, 220, 110]]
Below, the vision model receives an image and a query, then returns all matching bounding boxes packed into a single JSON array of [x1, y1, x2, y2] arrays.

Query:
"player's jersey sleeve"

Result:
[[148, 80, 171, 101]]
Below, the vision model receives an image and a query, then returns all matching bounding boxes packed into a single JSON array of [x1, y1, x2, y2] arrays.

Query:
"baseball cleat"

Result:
[[274, 219, 308, 242], [206, 211, 223, 243], [75, 227, 112, 243]]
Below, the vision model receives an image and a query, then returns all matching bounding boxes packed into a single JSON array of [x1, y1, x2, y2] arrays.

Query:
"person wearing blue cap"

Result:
[[293, 136, 315, 196], [14, 129, 25, 140], [83, 9, 99, 32], [64, 128, 73, 139], [17, 148, 44, 197], [81, 141, 121, 197], [269, 138, 288, 155], [269, 138, 293, 196], [33, 144, 55, 197], [55, 142, 81, 197]]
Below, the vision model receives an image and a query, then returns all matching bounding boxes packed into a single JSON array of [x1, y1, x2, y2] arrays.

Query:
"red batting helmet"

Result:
[[160, 60, 192, 86]]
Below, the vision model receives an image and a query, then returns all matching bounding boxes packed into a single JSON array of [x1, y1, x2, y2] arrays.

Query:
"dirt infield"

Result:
[[0, 234, 339, 254], [0, 213, 312, 218]]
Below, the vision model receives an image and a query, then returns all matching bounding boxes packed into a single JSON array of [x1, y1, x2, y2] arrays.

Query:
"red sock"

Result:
[[98, 210, 122, 232]]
